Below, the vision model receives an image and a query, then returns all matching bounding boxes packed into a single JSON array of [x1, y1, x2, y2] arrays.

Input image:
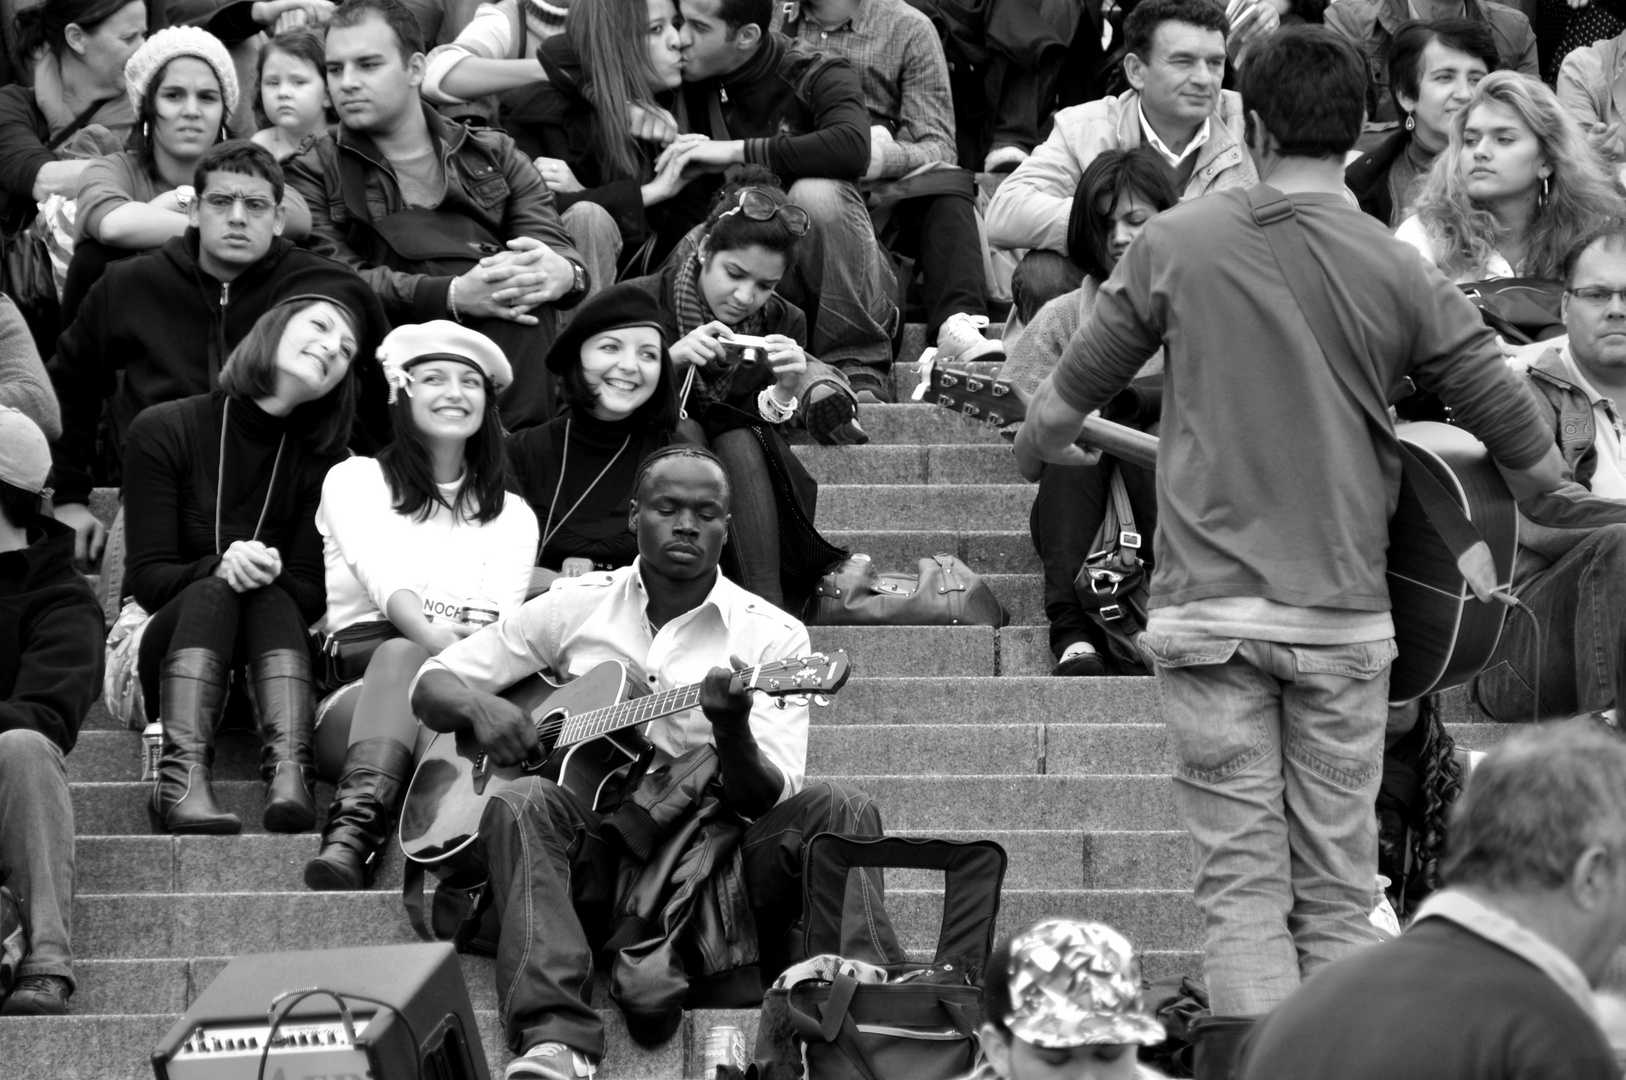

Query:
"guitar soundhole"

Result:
[[532, 708, 569, 767]]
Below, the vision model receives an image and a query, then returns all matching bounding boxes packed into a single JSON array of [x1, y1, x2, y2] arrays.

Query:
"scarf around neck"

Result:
[[672, 235, 770, 414]]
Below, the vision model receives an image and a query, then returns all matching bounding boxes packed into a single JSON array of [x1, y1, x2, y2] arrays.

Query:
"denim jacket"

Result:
[[284, 103, 580, 321]]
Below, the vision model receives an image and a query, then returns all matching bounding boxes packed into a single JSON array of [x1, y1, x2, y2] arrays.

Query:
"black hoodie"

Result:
[[47, 230, 343, 506], [0, 515, 104, 753]]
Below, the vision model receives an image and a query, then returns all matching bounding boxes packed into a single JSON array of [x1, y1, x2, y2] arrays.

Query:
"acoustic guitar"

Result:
[[398, 650, 851, 867], [918, 359, 1517, 703]]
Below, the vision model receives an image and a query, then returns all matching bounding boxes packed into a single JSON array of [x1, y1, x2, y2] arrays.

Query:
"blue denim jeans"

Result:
[[1471, 523, 1626, 723], [1142, 631, 1396, 1015], [0, 729, 75, 989], [782, 178, 898, 368]]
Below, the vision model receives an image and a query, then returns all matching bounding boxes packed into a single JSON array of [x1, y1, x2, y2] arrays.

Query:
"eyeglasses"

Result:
[[1567, 287, 1626, 307], [199, 192, 277, 216], [716, 188, 810, 237]]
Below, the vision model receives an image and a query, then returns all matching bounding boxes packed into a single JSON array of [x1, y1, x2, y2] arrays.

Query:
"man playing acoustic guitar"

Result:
[[1015, 25, 1574, 1074], [410, 444, 897, 1080]]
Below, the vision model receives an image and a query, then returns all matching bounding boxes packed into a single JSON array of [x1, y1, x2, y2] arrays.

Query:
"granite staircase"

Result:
[[0, 339, 1507, 1078]]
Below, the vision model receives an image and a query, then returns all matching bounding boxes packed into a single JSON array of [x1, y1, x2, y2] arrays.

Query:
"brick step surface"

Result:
[[71, 722, 1515, 786], [788, 405, 1008, 447], [78, 676, 1493, 734], [792, 443, 1024, 485], [818, 484, 1034, 530], [68, 888, 1201, 961], [68, 774, 1179, 837]]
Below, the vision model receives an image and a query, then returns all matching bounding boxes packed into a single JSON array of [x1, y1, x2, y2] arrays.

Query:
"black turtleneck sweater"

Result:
[[121, 390, 339, 623], [506, 412, 672, 570]]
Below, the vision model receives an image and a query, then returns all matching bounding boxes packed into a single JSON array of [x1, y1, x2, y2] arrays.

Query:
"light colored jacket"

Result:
[[1557, 32, 1626, 133], [983, 88, 1254, 255]]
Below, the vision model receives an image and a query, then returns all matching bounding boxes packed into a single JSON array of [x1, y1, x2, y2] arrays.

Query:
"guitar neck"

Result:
[[551, 681, 704, 748], [1078, 416, 1159, 472]]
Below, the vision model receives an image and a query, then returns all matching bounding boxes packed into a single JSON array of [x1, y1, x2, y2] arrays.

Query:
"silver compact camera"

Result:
[[718, 334, 772, 365]]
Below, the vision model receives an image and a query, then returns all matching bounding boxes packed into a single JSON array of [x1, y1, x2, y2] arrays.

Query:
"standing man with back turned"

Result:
[[1016, 24, 1570, 1076]]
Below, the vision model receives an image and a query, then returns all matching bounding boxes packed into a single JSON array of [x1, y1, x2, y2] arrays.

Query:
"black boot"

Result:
[[249, 648, 318, 833], [1190, 1014, 1257, 1080], [303, 737, 414, 890], [148, 648, 241, 835]]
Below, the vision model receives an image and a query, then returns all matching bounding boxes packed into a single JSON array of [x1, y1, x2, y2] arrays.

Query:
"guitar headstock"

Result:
[[736, 650, 851, 708], [911, 355, 1026, 429]]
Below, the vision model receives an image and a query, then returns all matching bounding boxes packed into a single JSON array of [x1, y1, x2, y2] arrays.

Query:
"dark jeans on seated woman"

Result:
[[1029, 454, 1157, 668], [136, 575, 310, 718]]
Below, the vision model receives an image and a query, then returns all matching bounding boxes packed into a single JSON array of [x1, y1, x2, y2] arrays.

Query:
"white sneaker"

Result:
[[506, 1042, 595, 1080], [936, 312, 1005, 365], [983, 146, 1029, 173]]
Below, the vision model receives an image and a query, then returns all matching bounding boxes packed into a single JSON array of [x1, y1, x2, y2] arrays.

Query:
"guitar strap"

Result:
[[1245, 184, 1489, 567]]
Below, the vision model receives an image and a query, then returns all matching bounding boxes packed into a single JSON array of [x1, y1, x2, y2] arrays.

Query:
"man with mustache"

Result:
[[284, 0, 590, 430], [411, 445, 895, 1080], [47, 139, 348, 570]]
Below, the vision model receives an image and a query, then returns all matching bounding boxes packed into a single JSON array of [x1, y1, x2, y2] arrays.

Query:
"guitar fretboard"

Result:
[[551, 682, 706, 747]]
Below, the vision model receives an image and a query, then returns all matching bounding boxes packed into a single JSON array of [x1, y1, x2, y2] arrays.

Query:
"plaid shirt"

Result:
[[775, 0, 957, 177]]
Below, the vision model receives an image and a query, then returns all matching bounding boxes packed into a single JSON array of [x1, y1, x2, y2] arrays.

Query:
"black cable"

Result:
[[255, 987, 426, 1080]]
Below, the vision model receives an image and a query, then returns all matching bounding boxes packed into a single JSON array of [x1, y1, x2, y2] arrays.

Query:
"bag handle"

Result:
[[800, 834, 1007, 970], [785, 973, 884, 1080], [1245, 184, 1489, 567]]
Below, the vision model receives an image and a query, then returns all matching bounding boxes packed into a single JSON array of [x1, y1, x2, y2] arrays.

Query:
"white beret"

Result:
[[376, 320, 514, 401]]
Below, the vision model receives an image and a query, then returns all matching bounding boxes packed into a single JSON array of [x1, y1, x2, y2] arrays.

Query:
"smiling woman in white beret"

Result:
[[303, 318, 539, 891]]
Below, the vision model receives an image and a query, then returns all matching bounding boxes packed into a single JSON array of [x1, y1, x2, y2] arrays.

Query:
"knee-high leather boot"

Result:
[[249, 648, 318, 833], [303, 737, 415, 890], [148, 648, 241, 835], [1190, 1014, 1257, 1080]]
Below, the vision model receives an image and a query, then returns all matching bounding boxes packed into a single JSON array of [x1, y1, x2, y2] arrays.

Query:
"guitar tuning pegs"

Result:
[[965, 377, 984, 392], [935, 395, 955, 409], [774, 697, 788, 710], [986, 413, 1006, 426], [812, 694, 830, 707], [939, 372, 958, 387], [991, 383, 1009, 397], [960, 404, 979, 417]]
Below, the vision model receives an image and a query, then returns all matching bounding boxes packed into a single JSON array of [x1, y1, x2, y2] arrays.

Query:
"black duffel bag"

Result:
[[1460, 278, 1565, 345], [750, 834, 1007, 1080]]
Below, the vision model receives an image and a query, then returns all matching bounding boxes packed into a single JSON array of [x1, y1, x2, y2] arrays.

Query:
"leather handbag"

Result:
[[1459, 278, 1565, 345], [806, 554, 1009, 627], [321, 620, 402, 688], [1073, 465, 1151, 675], [338, 155, 504, 276], [749, 834, 1008, 1080]]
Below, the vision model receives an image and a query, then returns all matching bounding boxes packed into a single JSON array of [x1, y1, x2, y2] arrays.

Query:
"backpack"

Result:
[[1376, 695, 1463, 918]]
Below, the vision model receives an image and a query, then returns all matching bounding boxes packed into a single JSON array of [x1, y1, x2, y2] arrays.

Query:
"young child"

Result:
[[251, 30, 332, 160]]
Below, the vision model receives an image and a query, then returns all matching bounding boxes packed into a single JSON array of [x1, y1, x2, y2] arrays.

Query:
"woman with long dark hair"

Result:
[[1001, 147, 1178, 678], [506, 280, 679, 576], [126, 267, 385, 835], [627, 170, 850, 610], [305, 322, 538, 890]]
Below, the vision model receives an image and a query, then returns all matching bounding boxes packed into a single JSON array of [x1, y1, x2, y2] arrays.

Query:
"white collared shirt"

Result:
[[1412, 888, 1600, 1023], [1557, 344, 1626, 500], [1137, 104, 1210, 168], [412, 559, 812, 801]]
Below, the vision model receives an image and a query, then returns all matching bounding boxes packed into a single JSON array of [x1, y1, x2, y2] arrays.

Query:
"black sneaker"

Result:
[[1053, 647, 1108, 677], [842, 366, 895, 404], [805, 390, 868, 445], [1, 974, 71, 1015]]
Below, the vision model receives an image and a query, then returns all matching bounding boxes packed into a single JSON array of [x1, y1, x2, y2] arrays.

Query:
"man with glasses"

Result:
[[47, 140, 362, 571], [1470, 225, 1626, 725]]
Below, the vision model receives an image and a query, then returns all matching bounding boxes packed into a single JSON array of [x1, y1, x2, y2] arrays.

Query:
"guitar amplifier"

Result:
[[151, 943, 489, 1080]]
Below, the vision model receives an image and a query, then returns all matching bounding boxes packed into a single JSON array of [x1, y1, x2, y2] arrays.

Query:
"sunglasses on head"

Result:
[[716, 187, 811, 236]]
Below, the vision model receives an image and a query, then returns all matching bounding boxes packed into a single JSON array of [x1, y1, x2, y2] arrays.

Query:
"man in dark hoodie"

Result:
[[47, 139, 346, 569], [0, 406, 104, 1017], [675, 0, 901, 403]]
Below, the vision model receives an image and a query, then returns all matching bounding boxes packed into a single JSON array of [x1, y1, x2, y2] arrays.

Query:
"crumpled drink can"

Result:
[[142, 722, 163, 782], [701, 1023, 746, 1077]]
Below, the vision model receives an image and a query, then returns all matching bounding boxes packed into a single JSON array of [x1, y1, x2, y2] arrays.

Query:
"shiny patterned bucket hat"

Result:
[[1005, 918, 1167, 1048]]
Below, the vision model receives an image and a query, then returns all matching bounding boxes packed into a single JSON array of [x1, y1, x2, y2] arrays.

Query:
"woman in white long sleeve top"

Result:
[[304, 321, 538, 891]]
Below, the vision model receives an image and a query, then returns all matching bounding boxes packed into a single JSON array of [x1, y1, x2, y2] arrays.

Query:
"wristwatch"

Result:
[[556, 260, 590, 310]]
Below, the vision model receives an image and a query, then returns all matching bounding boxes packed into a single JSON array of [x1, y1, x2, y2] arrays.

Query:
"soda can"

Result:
[[141, 722, 163, 781], [701, 1024, 746, 1077], [457, 598, 500, 627]]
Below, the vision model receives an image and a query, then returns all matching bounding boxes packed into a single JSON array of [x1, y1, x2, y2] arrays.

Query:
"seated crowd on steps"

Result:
[[9, 0, 1626, 1077]]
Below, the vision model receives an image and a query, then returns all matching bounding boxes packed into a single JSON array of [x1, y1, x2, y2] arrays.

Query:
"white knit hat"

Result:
[[124, 26, 241, 117]]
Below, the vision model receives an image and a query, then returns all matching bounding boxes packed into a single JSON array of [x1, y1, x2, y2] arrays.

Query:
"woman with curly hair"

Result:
[[1396, 70, 1624, 283]]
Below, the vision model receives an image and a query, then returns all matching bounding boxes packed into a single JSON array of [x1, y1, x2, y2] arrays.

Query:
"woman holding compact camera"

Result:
[[626, 169, 847, 610], [505, 281, 681, 578], [127, 268, 381, 837], [303, 321, 538, 891]]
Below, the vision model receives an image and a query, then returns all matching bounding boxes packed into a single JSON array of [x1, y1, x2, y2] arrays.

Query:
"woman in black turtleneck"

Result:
[[506, 281, 679, 574], [123, 269, 384, 837]]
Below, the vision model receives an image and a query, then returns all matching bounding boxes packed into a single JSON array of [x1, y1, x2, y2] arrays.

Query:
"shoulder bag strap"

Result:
[[46, 95, 117, 151], [1106, 464, 1141, 570], [1244, 184, 1488, 565]]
